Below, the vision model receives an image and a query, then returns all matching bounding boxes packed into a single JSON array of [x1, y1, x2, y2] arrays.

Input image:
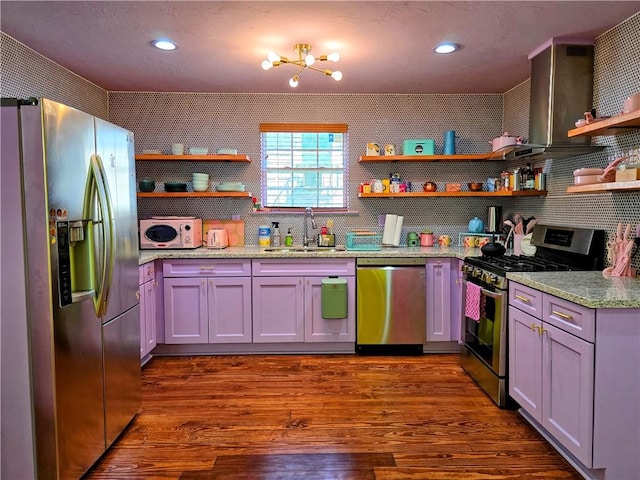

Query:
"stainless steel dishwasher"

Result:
[[356, 258, 426, 354]]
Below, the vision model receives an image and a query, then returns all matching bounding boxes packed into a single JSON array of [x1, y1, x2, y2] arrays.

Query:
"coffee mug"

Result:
[[366, 143, 380, 155], [371, 179, 385, 193], [390, 183, 400, 193], [463, 236, 476, 248], [382, 178, 391, 192], [384, 144, 396, 155], [476, 237, 490, 247], [438, 235, 452, 246], [362, 183, 371, 194]]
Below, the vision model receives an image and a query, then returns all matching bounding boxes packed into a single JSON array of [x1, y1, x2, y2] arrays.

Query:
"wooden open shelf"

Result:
[[137, 192, 251, 198], [358, 190, 547, 198], [359, 153, 494, 162], [135, 154, 250, 162], [568, 110, 640, 137], [566, 180, 640, 194]]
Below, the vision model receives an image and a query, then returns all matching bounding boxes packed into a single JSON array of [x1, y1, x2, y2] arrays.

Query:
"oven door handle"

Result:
[[464, 279, 505, 300]]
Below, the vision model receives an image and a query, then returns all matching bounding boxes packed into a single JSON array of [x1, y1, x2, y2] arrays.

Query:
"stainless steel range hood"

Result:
[[491, 42, 605, 161]]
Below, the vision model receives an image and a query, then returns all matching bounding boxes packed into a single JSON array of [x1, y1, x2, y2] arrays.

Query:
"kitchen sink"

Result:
[[263, 246, 346, 253]]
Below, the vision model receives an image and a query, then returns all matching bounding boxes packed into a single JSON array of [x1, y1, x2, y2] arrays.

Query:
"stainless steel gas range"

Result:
[[460, 224, 605, 407]]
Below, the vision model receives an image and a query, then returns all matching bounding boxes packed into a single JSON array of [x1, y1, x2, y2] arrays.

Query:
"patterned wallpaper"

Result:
[[1, 11, 638, 268]]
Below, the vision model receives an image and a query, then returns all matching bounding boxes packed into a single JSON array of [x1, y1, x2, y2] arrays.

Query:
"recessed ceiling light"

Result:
[[152, 40, 177, 51], [434, 43, 459, 54]]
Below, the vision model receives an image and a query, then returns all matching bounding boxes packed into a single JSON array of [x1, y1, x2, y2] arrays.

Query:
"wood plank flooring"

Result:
[[85, 354, 581, 479]]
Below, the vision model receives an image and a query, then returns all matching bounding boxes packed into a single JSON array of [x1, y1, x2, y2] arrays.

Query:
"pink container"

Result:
[[420, 232, 434, 247]]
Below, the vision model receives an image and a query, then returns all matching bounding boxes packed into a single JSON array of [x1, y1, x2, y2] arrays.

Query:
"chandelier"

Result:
[[261, 43, 342, 88]]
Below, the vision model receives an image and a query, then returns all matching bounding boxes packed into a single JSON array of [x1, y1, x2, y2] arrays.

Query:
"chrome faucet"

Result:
[[303, 207, 317, 247]]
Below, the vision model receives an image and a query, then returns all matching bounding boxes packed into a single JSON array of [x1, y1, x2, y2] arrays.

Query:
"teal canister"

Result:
[[443, 130, 456, 154]]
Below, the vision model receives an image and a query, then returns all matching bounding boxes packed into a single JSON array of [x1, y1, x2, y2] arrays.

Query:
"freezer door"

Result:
[[357, 266, 426, 345], [94, 118, 139, 322], [102, 305, 141, 447]]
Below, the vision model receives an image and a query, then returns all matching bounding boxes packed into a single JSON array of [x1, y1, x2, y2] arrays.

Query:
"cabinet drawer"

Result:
[[252, 258, 355, 277], [509, 283, 543, 318], [139, 262, 155, 284], [163, 259, 251, 277], [543, 294, 595, 342]]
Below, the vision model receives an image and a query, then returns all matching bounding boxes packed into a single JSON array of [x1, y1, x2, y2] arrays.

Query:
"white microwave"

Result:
[[139, 217, 202, 249]]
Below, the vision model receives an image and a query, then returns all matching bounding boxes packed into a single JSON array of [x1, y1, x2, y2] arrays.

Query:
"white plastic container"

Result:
[[258, 225, 271, 247]]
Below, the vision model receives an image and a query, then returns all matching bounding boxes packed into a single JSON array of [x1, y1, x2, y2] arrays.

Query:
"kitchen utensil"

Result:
[[599, 157, 623, 182], [480, 236, 506, 257], [468, 217, 484, 233], [574, 175, 604, 185], [612, 224, 635, 277], [423, 181, 437, 192], [525, 218, 537, 234], [486, 206, 502, 233], [603, 223, 624, 276], [489, 132, 523, 152], [573, 168, 604, 176]]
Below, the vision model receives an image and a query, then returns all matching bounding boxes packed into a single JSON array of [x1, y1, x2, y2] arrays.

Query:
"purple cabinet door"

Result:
[[304, 276, 355, 343], [252, 277, 304, 342], [542, 322, 594, 466], [508, 306, 543, 422], [208, 277, 252, 343], [164, 277, 208, 343], [426, 258, 452, 342]]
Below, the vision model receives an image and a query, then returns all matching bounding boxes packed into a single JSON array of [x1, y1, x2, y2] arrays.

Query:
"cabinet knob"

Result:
[[135, 290, 140, 299]]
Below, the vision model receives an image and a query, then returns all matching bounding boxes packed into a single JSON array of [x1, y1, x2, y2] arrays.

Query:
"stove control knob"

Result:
[[487, 274, 497, 284]]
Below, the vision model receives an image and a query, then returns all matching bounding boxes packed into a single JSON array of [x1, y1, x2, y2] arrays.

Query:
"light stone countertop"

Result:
[[139, 245, 482, 264], [507, 271, 640, 309]]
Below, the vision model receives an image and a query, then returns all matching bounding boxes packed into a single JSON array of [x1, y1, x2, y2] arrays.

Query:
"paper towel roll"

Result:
[[382, 214, 397, 245], [392, 216, 404, 246]]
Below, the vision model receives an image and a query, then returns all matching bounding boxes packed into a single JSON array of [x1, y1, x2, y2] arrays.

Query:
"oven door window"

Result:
[[144, 224, 179, 243], [464, 283, 506, 373]]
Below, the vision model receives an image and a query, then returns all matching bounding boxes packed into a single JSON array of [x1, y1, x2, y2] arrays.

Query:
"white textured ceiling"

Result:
[[1, 1, 638, 94]]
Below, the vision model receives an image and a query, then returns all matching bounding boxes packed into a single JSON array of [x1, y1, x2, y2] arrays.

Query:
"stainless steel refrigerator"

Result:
[[1, 97, 141, 479]]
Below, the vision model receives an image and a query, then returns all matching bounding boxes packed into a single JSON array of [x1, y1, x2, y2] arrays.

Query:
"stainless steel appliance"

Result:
[[1, 97, 141, 479], [356, 258, 426, 355], [460, 224, 604, 407], [139, 216, 203, 249]]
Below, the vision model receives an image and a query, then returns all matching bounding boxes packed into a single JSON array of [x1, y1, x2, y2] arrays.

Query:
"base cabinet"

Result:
[[509, 305, 594, 464], [509, 282, 639, 479], [252, 259, 356, 344], [163, 259, 252, 344]]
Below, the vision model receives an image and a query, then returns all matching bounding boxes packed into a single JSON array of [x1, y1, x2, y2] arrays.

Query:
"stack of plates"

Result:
[[215, 182, 246, 192]]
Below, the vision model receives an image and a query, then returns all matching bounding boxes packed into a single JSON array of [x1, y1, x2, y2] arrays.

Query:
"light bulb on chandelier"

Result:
[[262, 43, 342, 87]]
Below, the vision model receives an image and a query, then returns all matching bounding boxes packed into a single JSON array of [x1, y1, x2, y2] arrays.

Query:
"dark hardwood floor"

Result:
[[85, 354, 581, 479]]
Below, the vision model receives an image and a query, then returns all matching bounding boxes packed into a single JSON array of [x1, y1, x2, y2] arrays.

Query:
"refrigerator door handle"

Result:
[[84, 154, 115, 316]]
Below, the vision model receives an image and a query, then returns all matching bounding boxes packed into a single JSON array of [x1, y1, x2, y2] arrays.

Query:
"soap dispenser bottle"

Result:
[[285, 228, 293, 247], [272, 222, 281, 247]]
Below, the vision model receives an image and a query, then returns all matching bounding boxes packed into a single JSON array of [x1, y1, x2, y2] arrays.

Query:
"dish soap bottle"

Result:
[[272, 222, 281, 247], [285, 228, 293, 247]]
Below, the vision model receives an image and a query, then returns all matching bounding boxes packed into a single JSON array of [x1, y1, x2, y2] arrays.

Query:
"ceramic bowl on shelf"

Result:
[[189, 147, 209, 155], [138, 178, 155, 192], [216, 148, 238, 155], [164, 182, 187, 192], [192, 181, 209, 192], [467, 182, 483, 191]]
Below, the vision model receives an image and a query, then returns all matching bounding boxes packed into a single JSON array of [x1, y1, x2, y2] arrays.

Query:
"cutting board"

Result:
[[203, 219, 245, 247]]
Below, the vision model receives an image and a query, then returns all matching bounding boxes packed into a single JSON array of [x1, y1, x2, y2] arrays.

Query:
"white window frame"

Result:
[[260, 123, 349, 211]]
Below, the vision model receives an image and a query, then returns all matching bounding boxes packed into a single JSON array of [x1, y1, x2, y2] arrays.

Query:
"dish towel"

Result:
[[465, 282, 483, 322]]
